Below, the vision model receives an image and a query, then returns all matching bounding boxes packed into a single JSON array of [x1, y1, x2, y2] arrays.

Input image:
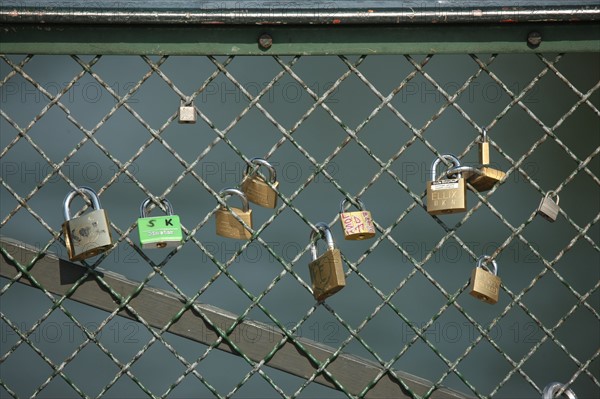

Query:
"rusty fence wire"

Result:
[[0, 52, 599, 398]]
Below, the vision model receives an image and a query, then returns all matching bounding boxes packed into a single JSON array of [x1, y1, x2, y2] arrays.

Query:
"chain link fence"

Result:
[[0, 5, 599, 398]]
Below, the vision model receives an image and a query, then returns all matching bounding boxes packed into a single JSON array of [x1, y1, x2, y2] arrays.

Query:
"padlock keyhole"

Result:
[[156, 242, 167, 248], [87, 249, 101, 258]]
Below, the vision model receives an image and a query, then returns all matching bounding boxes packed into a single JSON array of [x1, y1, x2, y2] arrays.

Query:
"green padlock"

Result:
[[137, 198, 183, 249]]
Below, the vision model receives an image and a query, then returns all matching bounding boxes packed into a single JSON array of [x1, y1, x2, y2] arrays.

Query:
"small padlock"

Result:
[[215, 188, 253, 240], [537, 191, 560, 222], [542, 382, 577, 399], [339, 198, 375, 240], [178, 99, 196, 124], [465, 129, 506, 191], [137, 198, 183, 249], [426, 154, 467, 215], [62, 186, 113, 261], [240, 158, 279, 208], [308, 223, 346, 301], [469, 255, 501, 304]]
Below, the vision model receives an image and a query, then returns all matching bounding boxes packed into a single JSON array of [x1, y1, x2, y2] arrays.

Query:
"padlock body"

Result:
[[537, 197, 559, 222], [215, 207, 253, 239], [138, 215, 183, 249], [241, 176, 279, 208], [340, 211, 375, 240], [178, 106, 196, 124], [469, 267, 501, 304], [479, 141, 491, 165], [62, 209, 113, 261], [466, 166, 505, 192], [426, 178, 467, 215], [309, 248, 345, 301]]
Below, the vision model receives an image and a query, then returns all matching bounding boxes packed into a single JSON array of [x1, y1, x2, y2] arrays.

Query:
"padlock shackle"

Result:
[[310, 222, 335, 261], [63, 186, 101, 221], [441, 165, 483, 180], [180, 98, 193, 106], [431, 154, 460, 182], [219, 188, 250, 212], [244, 158, 277, 183], [542, 382, 577, 399], [339, 197, 365, 214], [545, 190, 560, 206], [140, 197, 174, 218], [480, 128, 488, 143], [476, 255, 498, 276]]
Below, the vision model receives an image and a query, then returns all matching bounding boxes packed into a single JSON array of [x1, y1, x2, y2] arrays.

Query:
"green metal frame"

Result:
[[1, 23, 599, 55]]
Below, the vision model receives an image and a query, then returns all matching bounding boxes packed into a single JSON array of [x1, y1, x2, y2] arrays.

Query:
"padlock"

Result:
[[137, 198, 183, 249], [240, 158, 279, 208], [469, 255, 501, 304], [426, 154, 467, 215], [215, 188, 253, 240], [537, 191, 560, 222], [308, 223, 346, 301], [465, 129, 506, 191], [178, 99, 196, 124], [542, 382, 577, 399], [62, 186, 113, 261], [339, 198, 375, 240]]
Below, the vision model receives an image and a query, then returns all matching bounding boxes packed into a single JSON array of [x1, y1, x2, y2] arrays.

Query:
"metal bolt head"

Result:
[[527, 31, 542, 48], [258, 33, 273, 50]]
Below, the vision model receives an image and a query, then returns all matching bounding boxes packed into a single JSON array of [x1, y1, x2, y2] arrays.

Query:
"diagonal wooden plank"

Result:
[[0, 238, 472, 399]]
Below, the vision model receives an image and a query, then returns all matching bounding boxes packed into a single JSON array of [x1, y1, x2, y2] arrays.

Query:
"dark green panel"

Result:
[[0, 23, 598, 55]]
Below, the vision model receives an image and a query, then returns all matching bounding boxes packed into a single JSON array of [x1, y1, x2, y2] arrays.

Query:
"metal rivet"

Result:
[[258, 33, 273, 49], [527, 31, 542, 48]]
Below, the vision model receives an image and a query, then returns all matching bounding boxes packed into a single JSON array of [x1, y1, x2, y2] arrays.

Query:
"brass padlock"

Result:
[[308, 223, 345, 301], [62, 186, 113, 261], [240, 158, 279, 208], [469, 255, 501, 304], [426, 154, 467, 215], [215, 188, 253, 240], [537, 191, 560, 222], [542, 382, 577, 399], [339, 198, 375, 240], [465, 129, 506, 192], [178, 99, 196, 124]]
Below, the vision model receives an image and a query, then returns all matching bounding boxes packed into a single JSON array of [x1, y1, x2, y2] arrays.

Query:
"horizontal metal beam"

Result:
[[0, 23, 598, 55], [1, 3, 599, 25], [0, 238, 472, 399]]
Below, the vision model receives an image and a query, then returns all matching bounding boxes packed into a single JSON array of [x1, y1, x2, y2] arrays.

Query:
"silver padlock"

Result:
[[537, 191, 560, 222], [178, 99, 196, 124], [542, 382, 577, 399]]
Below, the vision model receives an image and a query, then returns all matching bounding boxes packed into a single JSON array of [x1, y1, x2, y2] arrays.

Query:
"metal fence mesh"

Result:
[[0, 52, 599, 398]]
